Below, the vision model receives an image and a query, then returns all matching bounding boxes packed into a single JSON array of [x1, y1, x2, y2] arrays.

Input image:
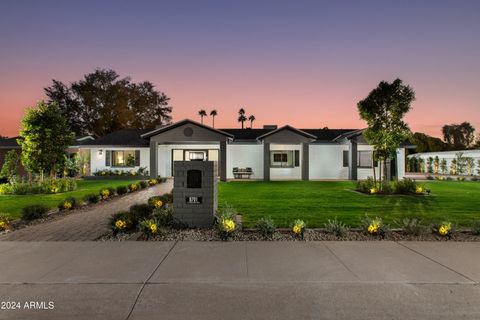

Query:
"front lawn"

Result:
[[218, 181, 480, 228], [0, 179, 142, 219]]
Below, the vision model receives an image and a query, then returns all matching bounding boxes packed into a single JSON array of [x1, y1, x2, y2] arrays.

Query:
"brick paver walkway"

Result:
[[0, 179, 173, 241]]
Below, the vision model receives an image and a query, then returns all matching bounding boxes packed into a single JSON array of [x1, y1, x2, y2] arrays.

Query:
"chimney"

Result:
[[263, 125, 278, 130]]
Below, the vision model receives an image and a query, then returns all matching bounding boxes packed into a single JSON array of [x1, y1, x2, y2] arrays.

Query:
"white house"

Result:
[[80, 119, 413, 181]]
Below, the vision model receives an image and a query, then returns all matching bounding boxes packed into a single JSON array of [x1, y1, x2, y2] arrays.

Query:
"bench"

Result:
[[233, 167, 253, 179]]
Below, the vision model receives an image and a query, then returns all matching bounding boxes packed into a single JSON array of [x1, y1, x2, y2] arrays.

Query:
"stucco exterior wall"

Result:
[[309, 144, 349, 179], [407, 149, 480, 174], [89, 147, 150, 174], [226, 144, 264, 179]]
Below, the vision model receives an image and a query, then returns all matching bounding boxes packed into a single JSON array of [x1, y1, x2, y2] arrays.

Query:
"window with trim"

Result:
[[270, 151, 294, 168], [357, 151, 373, 168], [109, 150, 139, 167]]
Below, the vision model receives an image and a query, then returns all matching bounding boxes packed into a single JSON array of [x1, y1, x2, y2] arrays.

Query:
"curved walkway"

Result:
[[0, 180, 173, 241]]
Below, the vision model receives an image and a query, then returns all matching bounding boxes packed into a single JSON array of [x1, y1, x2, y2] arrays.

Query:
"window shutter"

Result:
[[135, 150, 140, 166], [105, 150, 111, 166], [343, 151, 349, 167], [294, 150, 300, 167]]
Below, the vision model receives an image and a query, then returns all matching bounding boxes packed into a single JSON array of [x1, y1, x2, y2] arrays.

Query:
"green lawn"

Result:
[[0, 179, 142, 219], [218, 181, 480, 228]]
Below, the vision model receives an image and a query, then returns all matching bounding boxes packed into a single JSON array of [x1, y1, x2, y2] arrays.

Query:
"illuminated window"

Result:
[[112, 150, 136, 167]]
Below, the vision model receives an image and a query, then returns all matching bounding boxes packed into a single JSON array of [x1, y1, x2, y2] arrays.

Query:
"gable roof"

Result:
[[141, 119, 234, 139], [0, 137, 21, 149], [81, 129, 150, 147], [255, 125, 317, 140]]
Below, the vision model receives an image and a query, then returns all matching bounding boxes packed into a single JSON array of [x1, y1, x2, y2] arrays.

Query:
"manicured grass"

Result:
[[0, 179, 142, 219], [218, 181, 480, 228]]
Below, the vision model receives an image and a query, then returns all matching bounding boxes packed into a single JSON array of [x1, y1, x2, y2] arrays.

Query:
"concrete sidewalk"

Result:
[[0, 241, 479, 319]]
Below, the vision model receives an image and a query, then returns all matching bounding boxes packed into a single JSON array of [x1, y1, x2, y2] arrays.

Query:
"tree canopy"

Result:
[[442, 122, 475, 149], [45, 69, 172, 137], [357, 78, 415, 183], [18, 101, 74, 180], [410, 132, 449, 153]]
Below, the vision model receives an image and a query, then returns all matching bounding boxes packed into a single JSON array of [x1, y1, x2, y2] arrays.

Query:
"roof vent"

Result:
[[263, 125, 278, 130]]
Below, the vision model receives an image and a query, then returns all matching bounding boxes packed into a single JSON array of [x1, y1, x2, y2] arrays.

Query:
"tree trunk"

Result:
[[372, 156, 377, 187], [378, 161, 382, 190], [383, 159, 388, 183]]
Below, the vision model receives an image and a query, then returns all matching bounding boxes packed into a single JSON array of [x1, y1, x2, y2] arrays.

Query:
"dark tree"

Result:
[[411, 132, 449, 153], [45, 69, 172, 137], [210, 109, 217, 128], [238, 108, 247, 129], [198, 109, 207, 124], [442, 122, 476, 149]]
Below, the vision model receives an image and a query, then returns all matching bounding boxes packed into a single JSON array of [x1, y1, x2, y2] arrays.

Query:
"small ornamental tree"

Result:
[[440, 159, 448, 174], [0, 150, 20, 181], [18, 101, 74, 181], [357, 79, 415, 187], [433, 156, 440, 174], [465, 157, 475, 176], [426, 157, 434, 174]]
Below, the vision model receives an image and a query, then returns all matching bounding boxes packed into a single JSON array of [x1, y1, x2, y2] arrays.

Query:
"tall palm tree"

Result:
[[238, 108, 246, 129], [210, 109, 217, 128], [248, 115, 256, 128], [198, 109, 207, 124]]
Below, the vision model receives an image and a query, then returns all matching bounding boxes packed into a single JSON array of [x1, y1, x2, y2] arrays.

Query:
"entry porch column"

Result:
[[150, 140, 158, 178]]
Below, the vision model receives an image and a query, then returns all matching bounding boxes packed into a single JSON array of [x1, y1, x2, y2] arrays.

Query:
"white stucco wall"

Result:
[[157, 143, 220, 177], [226, 144, 264, 179], [407, 149, 480, 175], [269, 144, 302, 180], [396, 148, 406, 179], [89, 147, 150, 174], [309, 144, 349, 179]]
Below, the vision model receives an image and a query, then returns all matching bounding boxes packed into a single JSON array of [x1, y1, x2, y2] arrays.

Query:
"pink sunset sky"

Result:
[[1, 1, 479, 138]]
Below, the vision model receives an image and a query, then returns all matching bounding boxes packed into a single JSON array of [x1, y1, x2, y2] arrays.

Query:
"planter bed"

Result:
[[100, 228, 480, 242], [83, 175, 150, 180]]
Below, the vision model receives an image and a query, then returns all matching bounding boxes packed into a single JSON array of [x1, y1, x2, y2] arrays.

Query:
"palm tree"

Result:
[[238, 108, 246, 129], [198, 109, 207, 124], [248, 115, 256, 128], [210, 109, 217, 128]]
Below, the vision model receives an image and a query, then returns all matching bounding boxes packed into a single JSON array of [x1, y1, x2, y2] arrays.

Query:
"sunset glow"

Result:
[[1, 0, 479, 137]]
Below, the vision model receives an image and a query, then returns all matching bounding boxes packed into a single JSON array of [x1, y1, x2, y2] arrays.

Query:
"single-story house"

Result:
[[79, 119, 413, 181]]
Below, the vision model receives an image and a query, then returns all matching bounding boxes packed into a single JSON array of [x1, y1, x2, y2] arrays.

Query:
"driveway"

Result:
[[0, 241, 478, 319], [0, 180, 173, 241]]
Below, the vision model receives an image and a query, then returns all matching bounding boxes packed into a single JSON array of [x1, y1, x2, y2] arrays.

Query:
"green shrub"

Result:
[[160, 192, 173, 204], [22, 204, 49, 221], [148, 196, 166, 209], [457, 176, 465, 181], [139, 218, 160, 238], [471, 176, 478, 182], [99, 188, 112, 199], [116, 185, 129, 195], [107, 187, 116, 196], [324, 218, 348, 237], [109, 211, 135, 234], [291, 219, 306, 239], [83, 193, 99, 204], [472, 220, 480, 235], [152, 207, 173, 228], [215, 204, 237, 240], [355, 177, 375, 193], [255, 217, 276, 239], [392, 178, 417, 194], [0, 214, 11, 231], [129, 204, 153, 222], [139, 180, 148, 189], [0, 178, 77, 195], [128, 183, 139, 192], [58, 197, 78, 211], [361, 216, 388, 237], [395, 218, 425, 236]]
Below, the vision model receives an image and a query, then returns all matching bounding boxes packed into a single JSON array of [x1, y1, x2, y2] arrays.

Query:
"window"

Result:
[[270, 151, 293, 168], [343, 150, 349, 167], [188, 151, 205, 161], [357, 151, 373, 168], [109, 150, 139, 167], [294, 150, 300, 167]]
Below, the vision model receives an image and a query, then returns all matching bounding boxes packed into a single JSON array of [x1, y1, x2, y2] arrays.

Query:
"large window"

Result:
[[357, 151, 373, 168], [270, 151, 294, 168], [111, 150, 137, 167]]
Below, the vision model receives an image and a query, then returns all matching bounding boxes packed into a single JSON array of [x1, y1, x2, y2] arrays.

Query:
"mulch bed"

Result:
[[100, 229, 480, 242]]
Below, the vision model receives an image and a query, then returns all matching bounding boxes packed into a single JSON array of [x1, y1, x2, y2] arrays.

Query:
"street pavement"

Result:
[[0, 241, 479, 319]]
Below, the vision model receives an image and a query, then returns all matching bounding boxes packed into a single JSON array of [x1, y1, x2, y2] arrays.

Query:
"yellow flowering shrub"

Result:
[[0, 215, 10, 231], [292, 219, 306, 237], [63, 201, 72, 210], [140, 218, 160, 238], [222, 219, 236, 233], [101, 189, 110, 199], [437, 222, 452, 237], [153, 199, 163, 209], [115, 219, 127, 230], [128, 183, 138, 192], [363, 216, 386, 236], [415, 186, 424, 194], [149, 179, 158, 186], [370, 187, 378, 194]]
